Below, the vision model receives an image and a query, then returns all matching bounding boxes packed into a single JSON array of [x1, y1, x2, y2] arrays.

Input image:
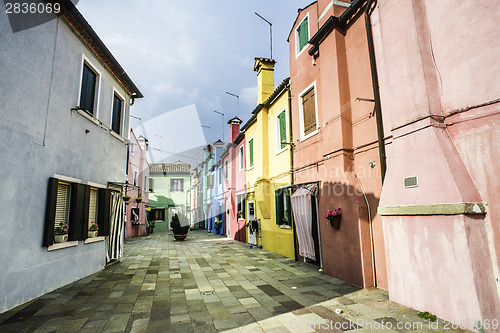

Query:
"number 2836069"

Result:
[[5, 2, 61, 14]]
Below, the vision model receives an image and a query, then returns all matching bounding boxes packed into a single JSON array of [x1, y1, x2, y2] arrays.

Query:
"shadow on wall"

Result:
[[316, 181, 381, 287], [148, 195, 175, 207]]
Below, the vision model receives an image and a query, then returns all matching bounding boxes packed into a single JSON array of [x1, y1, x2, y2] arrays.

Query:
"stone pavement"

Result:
[[0, 230, 469, 333]]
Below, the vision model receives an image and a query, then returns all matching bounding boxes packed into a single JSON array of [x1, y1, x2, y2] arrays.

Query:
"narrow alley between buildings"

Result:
[[0, 230, 469, 333]]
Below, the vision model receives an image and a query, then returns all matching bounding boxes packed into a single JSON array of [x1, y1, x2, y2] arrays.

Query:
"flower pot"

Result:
[[54, 234, 68, 243], [174, 234, 187, 241], [88, 230, 98, 238], [135, 198, 142, 203], [329, 215, 341, 229]]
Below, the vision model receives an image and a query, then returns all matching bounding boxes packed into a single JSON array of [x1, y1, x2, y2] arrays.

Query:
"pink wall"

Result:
[[125, 130, 149, 238], [373, 0, 500, 326], [289, 2, 387, 289]]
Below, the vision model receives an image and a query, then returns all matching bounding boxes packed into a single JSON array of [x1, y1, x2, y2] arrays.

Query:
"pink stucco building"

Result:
[[372, 0, 500, 327], [223, 117, 247, 242], [288, 0, 387, 289], [125, 129, 149, 238]]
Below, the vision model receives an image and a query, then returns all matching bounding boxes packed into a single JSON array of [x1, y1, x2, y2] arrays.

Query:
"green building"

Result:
[[148, 161, 191, 232]]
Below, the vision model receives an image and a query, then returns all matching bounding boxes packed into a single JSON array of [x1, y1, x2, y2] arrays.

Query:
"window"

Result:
[[277, 110, 287, 152], [88, 188, 98, 225], [296, 15, 309, 56], [149, 178, 154, 193], [133, 170, 138, 186], [149, 208, 165, 221], [225, 160, 228, 179], [79, 62, 98, 116], [247, 201, 255, 220], [218, 167, 222, 185], [171, 178, 184, 192], [55, 182, 71, 231], [44, 177, 112, 247], [248, 138, 254, 168], [237, 194, 246, 219], [144, 176, 148, 192], [130, 142, 135, 155], [275, 188, 292, 227], [300, 85, 317, 138], [111, 92, 124, 135], [239, 146, 244, 171]]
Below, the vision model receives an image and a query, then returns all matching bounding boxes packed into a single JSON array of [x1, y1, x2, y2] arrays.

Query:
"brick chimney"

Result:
[[254, 58, 276, 104], [227, 116, 242, 143]]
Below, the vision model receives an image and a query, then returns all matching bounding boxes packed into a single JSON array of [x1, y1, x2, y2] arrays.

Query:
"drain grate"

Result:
[[404, 176, 418, 188], [201, 291, 214, 296]]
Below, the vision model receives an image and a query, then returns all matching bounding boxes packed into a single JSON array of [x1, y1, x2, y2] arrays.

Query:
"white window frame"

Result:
[[111, 88, 125, 136], [239, 145, 244, 171], [247, 137, 254, 170], [298, 81, 319, 141], [171, 178, 184, 192], [225, 160, 229, 179], [276, 108, 288, 155], [77, 54, 101, 119], [144, 175, 148, 192], [247, 201, 255, 220], [295, 14, 310, 58], [133, 170, 138, 186]]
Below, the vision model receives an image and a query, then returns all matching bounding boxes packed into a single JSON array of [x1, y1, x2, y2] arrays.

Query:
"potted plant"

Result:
[[325, 207, 342, 229], [170, 212, 189, 241], [135, 192, 142, 203], [54, 224, 68, 243], [238, 210, 243, 219], [88, 221, 99, 238], [122, 195, 131, 202]]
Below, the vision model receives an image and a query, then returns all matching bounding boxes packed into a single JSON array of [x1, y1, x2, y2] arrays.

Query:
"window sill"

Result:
[[279, 225, 292, 229], [47, 241, 79, 251], [84, 236, 105, 244], [75, 109, 101, 127], [247, 166, 254, 171], [276, 147, 288, 156], [300, 129, 319, 142], [110, 130, 126, 143]]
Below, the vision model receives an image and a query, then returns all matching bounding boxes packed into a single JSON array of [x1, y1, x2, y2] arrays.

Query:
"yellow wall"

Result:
[[245, 84, 294, 259]]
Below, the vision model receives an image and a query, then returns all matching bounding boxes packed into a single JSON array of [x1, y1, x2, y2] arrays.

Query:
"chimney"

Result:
[[254, 57, 276, 104], [227, 116, 242, 142]]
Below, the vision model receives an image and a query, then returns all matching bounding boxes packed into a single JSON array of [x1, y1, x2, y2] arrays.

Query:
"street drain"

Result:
[[201, 291, 214, 296]]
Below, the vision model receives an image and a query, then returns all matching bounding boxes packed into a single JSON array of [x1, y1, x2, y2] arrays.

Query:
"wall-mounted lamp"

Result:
[[369, 161, 376, 168]]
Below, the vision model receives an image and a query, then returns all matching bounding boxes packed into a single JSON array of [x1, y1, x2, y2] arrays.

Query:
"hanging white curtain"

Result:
[[107, 191, 124, 262], [291, 185, 317, 260]]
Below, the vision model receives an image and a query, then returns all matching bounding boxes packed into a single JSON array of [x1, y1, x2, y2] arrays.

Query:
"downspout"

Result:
[[288, 85, 299, 262], [364, 0, 387, 182]]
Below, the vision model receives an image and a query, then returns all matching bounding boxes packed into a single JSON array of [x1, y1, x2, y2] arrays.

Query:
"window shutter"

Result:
[[302, 88, 316, 135], [249, 139, 254, 167], [275, 190, 283, 225], [112, 94, 122, 134], [298, 17, 309, 51], [279, 112, 287, 149], [98, 189, 111, 236], [43, 178, 59, 247], [285, 189, 292, 226], [80, 64, 96, 116], [69, 184, 90, 241]]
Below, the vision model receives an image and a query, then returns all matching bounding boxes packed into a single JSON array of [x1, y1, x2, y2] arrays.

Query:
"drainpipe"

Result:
[[364, 0, 387, 182]]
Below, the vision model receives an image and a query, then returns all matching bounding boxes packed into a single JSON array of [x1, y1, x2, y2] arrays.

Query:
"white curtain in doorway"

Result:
[[107, 191, 124, 262], [291, 185, 317, 261]]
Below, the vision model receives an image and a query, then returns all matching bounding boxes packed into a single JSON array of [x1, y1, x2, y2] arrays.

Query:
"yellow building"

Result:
[[242, 58, 294, 259]]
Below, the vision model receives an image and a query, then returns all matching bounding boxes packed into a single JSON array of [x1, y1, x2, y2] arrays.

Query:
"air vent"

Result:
[[404, 176, 418, 188]]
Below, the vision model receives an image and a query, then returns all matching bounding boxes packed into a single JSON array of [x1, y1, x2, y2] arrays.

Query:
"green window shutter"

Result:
[[98, 189, 111, 236], [298, 17, 309, 52], [285, 189, 292, 226], [249, 139, 254, 167], [69, 184, 90, 241], [43, 177, 59, 247], [279, 112, 287, 149], [275, 190, 283, 225]]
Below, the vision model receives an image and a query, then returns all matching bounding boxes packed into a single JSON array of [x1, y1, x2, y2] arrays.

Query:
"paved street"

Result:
[[0, 230, 469, 333]]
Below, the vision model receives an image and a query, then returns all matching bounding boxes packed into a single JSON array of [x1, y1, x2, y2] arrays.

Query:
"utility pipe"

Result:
[[364, 0, 387, 182]]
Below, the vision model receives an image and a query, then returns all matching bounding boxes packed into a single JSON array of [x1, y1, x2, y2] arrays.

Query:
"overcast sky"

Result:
[[76, 1, 312, 163]]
